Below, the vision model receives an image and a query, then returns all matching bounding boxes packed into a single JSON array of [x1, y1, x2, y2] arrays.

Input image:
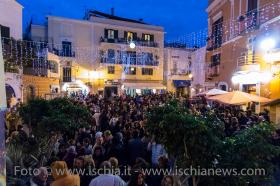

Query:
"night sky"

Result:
[[18, 0, 208, 41]]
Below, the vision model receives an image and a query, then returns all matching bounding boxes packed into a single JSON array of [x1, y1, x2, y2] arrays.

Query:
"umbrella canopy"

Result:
[[207, 91, 271, 105], [197, 88, 228, 96]]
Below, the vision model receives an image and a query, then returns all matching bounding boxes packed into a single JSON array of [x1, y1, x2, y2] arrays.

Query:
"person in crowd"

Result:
[[103, 130, 113, 158], [127, 169, 147, 186], [92, 145, 105, 169], [29, 167, 49, 186], [82, 138, 93, 155], [147, 137, 167, 167], [127, 130, 145, 166], [89, 161, 126, 186], [50, 161, 80, 186]]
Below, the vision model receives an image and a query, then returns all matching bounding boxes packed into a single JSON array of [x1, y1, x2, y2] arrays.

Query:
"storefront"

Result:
[[104, 80, 121, 98], [173, 80, 191, 97], [62, 80, 89, 95], [122, 81, 166, 97]]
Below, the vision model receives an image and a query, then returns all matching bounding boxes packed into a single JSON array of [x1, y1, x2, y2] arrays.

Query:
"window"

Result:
[[63, 67, 72, 82], [247, 0, 258, 12], [247, 0, 258, 28], [104, 29, 118, 40], [125, 31, 136, 41], [142, 34, 154, 41], [212, 17, 223, 48], [107, 66, 115, 74], [62, 41, 72, 57], [108, 29, 115, 39], [48, 60, 58, 73], [108, 49, 115, 64], [26, 85, 36, 101], [211, 53, 221, 66], [127, 32, 133, 40], [142, 68, 153, 75], [141, 52, 154, 65], [173, 61, 178, 70], [124, 67, 136, 75], [0, 25, 10, 38]]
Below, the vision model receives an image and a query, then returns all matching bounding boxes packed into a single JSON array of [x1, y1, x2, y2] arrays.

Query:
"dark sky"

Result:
[[18, 0, 208, 40]]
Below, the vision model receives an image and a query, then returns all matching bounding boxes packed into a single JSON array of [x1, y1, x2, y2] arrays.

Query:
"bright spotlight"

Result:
[[260, 38, 276, 51], [129, 42, 136, 49]]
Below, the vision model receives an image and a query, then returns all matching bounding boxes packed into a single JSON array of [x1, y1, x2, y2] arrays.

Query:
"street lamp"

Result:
[[260, 38, 276, 51], [129, 41, 136, 49]]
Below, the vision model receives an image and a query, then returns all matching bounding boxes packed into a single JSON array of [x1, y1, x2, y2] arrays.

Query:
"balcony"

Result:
[[100, 37, 159, 48], [51, 48, 75, 58], [100, 57, 159, 66], [207, 1, 280, 49], [237, 54, 261, 72], [170, 69, 191, 76]]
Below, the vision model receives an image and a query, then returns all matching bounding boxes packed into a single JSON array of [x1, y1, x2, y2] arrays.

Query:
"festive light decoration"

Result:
[[1, 0, 280, 79]]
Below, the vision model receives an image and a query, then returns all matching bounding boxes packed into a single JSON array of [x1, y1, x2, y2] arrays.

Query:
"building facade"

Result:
[[164, 47, 193, 96], [0, 0, 23, 106], [206, 0, 280, 101], [30, 10, 165, 97], [191, 46, 207, 96]]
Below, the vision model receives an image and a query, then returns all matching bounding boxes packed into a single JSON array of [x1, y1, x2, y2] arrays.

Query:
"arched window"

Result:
[[26, 85, 36, 100], [5, 84, 16, 107]]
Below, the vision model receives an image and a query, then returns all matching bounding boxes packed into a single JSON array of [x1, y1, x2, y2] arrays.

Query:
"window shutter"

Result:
[[124, 31, 127, 40], [104, 29, 108, 38], [142, 34, 145, 40], [150, 35, 154, 42], [133, 32, 137, 40], [114, 30, 118, 39], [0, 25, 10, 38]]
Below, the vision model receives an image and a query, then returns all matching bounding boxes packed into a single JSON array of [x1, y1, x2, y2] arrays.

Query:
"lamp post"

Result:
[[0, 30, 7, 180]]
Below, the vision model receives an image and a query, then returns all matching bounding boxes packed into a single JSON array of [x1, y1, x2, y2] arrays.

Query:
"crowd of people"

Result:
[[5, 92, 274, 186], [187, 97, 271, 136]]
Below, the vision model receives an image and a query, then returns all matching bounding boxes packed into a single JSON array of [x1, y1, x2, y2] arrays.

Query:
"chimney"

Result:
[[111, 8, 115, 16]]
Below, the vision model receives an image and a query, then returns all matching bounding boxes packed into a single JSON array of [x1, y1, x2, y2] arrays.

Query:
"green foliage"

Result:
[[19, 98, 91, 137], [146, 100, 280, 185], [214, 123, 280, 185]]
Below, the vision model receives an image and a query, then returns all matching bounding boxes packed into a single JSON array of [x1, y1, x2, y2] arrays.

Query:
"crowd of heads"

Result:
[[6, 92, 273, 186], [187, 97, 271, 136]]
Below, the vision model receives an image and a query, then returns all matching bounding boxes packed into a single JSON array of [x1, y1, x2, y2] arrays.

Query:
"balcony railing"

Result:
[[207, 1, 280, 50], [237, 54, 260, 67], [100, 37, 159, 48], [170, 69, 191, 76], [51, 48, 76, 57], [100, 57, 159, 66]]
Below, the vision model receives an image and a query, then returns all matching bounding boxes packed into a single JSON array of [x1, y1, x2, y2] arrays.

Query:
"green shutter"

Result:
[[114, 30, 118, 39], [104, 29, 108, 38], [150, 35, 154, 42], [133, 32, 137, 40]]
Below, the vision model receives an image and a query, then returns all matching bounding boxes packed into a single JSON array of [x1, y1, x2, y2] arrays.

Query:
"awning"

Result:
[[123, 82, 166, 89], [173, 80, 191, 87]]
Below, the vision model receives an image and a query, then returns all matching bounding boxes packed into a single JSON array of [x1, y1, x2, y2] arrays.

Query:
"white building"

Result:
[[164, 47, 194, 96], [0, 0, 23, 40], [30, 10, 165, 97], [191, 46, 207, 96], [0, 0, 23, 106]]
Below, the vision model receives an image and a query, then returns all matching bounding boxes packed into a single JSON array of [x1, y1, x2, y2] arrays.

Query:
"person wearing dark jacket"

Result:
[[127, 130, 145, 166]]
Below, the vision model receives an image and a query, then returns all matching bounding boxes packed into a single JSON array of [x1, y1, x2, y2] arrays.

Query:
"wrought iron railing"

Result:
[[237, 54, 260, 67], [100, 37, 159, 47]]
